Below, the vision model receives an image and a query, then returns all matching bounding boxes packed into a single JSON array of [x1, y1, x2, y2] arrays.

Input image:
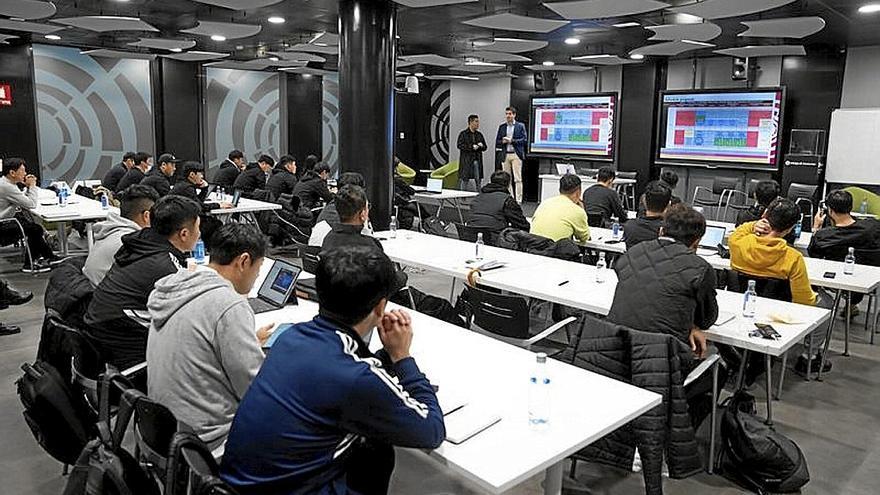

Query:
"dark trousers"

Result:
[[0, 213, 54, 262], [344, 440, 395, 495]]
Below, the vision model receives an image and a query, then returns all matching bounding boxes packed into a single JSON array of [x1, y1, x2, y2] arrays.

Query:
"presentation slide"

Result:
[[529, 94, 616, 159], [657, 90, 784, 167]]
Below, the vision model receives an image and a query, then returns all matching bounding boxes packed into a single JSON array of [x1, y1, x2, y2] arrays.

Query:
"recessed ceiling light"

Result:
[[612, 22, 641, 28], [170, 48, 183, 53], [414, 72, 425, 77], [571, 54, 613, 60], [44, 34, 61, 40], [630, 53, 645, 60], [542, 60, 555, 66], [564, 37, 581, 45], [210, 34, 226, 42], [681, 39, 714, 47], [268, 16, 286, 24], [859, 3, 880, 13], [269, 56, 279, 61]]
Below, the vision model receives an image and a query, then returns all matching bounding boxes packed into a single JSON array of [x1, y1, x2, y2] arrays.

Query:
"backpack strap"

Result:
[[97, 370, 134, 446]]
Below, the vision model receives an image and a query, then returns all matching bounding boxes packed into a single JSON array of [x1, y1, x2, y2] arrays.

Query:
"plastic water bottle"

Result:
[[595, 252, 607, 283], [100, 194, 109, 210], [743, 280, 757, 318], [58, 186, 68, 207], [193, 239, 206, 265], [794, 216, 802, 239], [475, 232, 484, 261], [611, 217, 621, 241], [844, 247, 856, 275], [389, 213, 398, 239], [528, 352, 551, 429], [860, 199, 868, 215]]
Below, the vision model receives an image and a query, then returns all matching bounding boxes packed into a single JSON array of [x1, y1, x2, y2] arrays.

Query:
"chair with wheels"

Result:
[[692, 177, 739, 220], [0, 217, 35, 271]]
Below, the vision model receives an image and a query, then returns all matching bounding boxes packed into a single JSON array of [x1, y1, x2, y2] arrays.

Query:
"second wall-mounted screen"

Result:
[[528, 93, 617, 160]]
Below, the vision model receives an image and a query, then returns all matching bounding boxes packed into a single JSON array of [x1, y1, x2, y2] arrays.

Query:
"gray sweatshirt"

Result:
[[82, 211, 141, 286], [0, 177, 39, 219], [146, 268, 264, 452]]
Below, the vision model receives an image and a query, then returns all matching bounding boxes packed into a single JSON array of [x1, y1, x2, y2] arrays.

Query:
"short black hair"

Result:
[[338, 172, 365, 188], [277, 155, 296, 170], [754, 180, 780, 207], [150, 195, 201, 237], [317, 246, 397, 325], [663, 205, 707, 247], [258, 155, 275, 168], [314, 162, 331, 175], [182, 161, 205, 178], [660, 169, 679, 189], [765, 198, 800, 232], [559, 173, 581, 195], [134, 152, 152, 166], [228, 150, 244, 161], [208, 223, 268, 265], [644, 181, 672, 213], [336, 184, 367, 222], [117, 184, 160, 220], [468, 114, 479, 123], [490, 170, 511, 188], [304, 155, 319, 171], [825, 189, 853, 215], [505, 106, 517, 115], [2, 157, 25, 176], [597, 166, 616, 183], [123, 152, 137, 162]]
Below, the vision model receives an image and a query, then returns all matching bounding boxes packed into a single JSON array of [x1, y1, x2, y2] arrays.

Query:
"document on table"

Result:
[[444, 404, 502, 444]]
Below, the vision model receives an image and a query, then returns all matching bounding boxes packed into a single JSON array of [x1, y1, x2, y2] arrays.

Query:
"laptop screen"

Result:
[[257, 260, 302, 307], [699, 225, 727, 249], [555, 163, 576, 175], [426, 178, 443, 192], [232, 189, 241, 207]]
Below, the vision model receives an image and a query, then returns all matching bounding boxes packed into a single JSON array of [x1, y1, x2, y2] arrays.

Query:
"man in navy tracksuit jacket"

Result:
[[220, 245, 445, 495]]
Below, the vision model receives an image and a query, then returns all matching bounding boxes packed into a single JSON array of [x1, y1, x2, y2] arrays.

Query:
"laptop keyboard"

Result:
[[248, 298, 277, 314]]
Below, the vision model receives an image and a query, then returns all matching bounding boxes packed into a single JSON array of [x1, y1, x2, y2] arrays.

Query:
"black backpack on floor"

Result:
[[719, 392, 810, 494], [16, 361, 97, 465]]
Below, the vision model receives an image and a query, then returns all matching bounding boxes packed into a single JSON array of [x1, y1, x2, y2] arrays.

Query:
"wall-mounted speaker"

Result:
[[732, 57, 756, 83]]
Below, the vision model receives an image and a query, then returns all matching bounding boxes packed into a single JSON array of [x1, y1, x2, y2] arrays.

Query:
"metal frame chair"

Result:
[[787, 182, 818, 224], [0, 217, 35, 271], [454, 222, 496, 246], [165, 431, 237, 495], [614, 171, 637, 211], [692, 177, 739, 221]]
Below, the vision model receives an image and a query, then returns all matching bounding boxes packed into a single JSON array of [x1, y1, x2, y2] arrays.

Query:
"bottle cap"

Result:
[[536, 352, 547, 363]]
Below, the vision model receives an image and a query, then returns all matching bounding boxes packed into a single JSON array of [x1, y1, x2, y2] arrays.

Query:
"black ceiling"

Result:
[[1, 0, 879, 75]]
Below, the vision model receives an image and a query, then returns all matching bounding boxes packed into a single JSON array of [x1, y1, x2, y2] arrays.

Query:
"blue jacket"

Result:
[[220, 315, 445, 495], [495, 121, 528, 161]]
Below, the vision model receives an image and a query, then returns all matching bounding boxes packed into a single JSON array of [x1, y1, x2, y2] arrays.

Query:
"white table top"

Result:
[[538, 174, 637, 186], [411, 186, 479, 201], [253, 299, 661, 494], [209, 196, 282, 215], [32, 194, 118, 222]]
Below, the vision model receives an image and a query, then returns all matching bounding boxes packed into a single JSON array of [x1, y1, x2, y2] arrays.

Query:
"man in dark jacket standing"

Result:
[[212, 150, 246, 189], [84, 195, 202, 369], [116, 152, 152, 193], [469, 171, 530, 235], [293, 162, 334, 209], [266, 155, 297, 199], [233, 155, 273, 197], [102, 152, 136, 191], [495, 106, 527, 203], [624, 181, 671, 249], [140, 153, 180, 196], [583, 166, 628, 227], [457, 114, 487, 191]]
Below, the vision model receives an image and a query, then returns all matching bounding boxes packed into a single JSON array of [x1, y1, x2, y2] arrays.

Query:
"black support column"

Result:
[[338, 0, 397, 229], [285, 73, 323, 166]]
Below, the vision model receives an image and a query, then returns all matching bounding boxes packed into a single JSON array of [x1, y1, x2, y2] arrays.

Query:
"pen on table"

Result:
[[558, 280, 569, 286]]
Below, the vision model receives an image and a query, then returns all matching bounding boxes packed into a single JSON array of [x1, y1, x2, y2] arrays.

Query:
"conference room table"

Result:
[[32, 189, 118, 254], [376, 231, 831, 422], [250, 263, 661, 495], [207, 194, 281, 224], [539, 175, 637, 203], [411, 185, 478, 223]]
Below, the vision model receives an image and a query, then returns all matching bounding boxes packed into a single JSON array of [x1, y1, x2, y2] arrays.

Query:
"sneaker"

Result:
[[838, 305, 861, 319], [795, 354, 832, 374], [21, 261, 51, 274], [47, 255, 72, 267], [0, 282, 33, 307], [0, 323, 21, 336]]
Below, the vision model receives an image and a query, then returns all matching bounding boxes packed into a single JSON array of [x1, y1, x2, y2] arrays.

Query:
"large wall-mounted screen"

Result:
[[657, 89, 785, 169], [528, 93, 617, 160]]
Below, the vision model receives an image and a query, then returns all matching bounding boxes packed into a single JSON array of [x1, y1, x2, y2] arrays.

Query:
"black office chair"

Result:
[[583, 168, 600, 179], [134, 395, 184, 488], [586, 213, 604, 228], [463, 284, 577, 355], [787, 182, 818, 222], [455, 223, 495, 246], [293, 243, 320, 300], [165, 432, 238, 495], [693, 177, 739, 220], [614, 171, 637, 210]]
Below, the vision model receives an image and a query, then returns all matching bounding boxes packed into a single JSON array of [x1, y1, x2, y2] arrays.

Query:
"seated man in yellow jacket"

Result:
[[530, 174, 590, 243]]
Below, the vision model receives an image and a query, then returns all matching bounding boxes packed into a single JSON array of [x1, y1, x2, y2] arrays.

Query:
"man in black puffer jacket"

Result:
[[233, 155, 273, 198], [266, 155, 297, 198], [469, 171, 530, 235], [293, 162, 334, 209]]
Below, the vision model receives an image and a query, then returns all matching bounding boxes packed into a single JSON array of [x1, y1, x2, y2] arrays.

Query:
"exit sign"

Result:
[[0, 84, 11, 106]]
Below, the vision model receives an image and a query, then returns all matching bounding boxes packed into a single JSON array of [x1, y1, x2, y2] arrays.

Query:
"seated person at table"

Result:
[[320, 184, 381, 254], [0, 157, 66, 273], [102, 151, 136, 192], [171, 161, 231, 248], [234, 155, 274, 198], [637, 169, 681, 217], [213, 149, 246, 189], [266, 155, 297, 198], [293, 161, 334, 209], [116, 152, 152, 193], [729, 198, 816, 307], [309, 172, 368, 247], [583, 166, 628, 227], [147, 223, 273, 455], [530, 173, 590, 243], [84, 196, 201, 369], [624, 181, 672, 249], [140, 153, 180, 196], [468, 171, 530, 235], [83, 185, 159, 286], [735, 180, 780, 227], [220, 246, 444, 495]]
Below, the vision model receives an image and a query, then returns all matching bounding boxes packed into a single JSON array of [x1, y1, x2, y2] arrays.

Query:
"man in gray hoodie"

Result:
[[146, 223, 275, 455], [82, 184, 159, 286]]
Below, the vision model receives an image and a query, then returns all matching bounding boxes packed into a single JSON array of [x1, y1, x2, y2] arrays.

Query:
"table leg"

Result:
[[805, 334, 814, 382], [56, 222, 68, 256], [708, 361, 719, 474], [543, 461, 564, 495], [844, 291, 851, 357], [454, 198, 465, 224], [86, 223, 95, 250], [817, 290, 842, 382], [735, 349, 749, 391], [449, 277, 457, 302], [764, 353, 773, 426], [776, 353, 787, 400]]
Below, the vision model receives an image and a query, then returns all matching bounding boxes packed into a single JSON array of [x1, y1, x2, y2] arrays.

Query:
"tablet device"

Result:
[[699, 225, 727, 250]]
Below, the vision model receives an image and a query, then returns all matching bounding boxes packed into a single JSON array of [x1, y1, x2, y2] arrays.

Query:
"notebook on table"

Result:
[[248, 259, 301, 314]]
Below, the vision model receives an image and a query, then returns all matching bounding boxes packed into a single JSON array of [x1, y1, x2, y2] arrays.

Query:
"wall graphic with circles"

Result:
[[33, 44, 155, 183], [429, 81, 450, 168], [204, 68, 280, 171], [321, 74, 339, 177]]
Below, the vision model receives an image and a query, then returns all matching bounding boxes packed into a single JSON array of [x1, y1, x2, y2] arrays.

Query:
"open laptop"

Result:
[[555, 163, 576, 175], [248, 259, 302, 314], [231, 189, 242, 207], [422, 177, 444, 194], [696, 225, 727, 256]]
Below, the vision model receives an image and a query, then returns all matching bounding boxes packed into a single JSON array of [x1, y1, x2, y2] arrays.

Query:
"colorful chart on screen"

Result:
[[657, 90, 784, 167], [529, 94, 616, 159]]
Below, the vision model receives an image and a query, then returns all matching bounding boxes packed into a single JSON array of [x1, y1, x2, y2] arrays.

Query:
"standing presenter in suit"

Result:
[[495, 106, 528, 203]]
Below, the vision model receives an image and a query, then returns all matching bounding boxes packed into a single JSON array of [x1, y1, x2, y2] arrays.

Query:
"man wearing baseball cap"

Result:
[[141, 153, 182, 196]]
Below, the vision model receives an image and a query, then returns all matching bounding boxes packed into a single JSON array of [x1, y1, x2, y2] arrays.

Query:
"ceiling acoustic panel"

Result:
[[286, 43, 338, 55], [192, 0, 284, 10], [524, 64, 588, 71], [163, 51, 229, 62], [82, 49, 156, 60], [630, 41, 713, 57], [452, 64, 508, 73], [399, 54, 460, 67], [52, 16, 159, 33], [204, 59, 274, 70], [127, 38, 196, 51], [0, 18, 64, 34], [481, 38, 548, 53], [571, 54, 641, 65], [669, 0, 798, 20], [714, 45, 806, 58], [739, 17, 826, 39], [462, 13, 569, 33], [0, 0, 56, 20], [465, 51, 532, 62], [543, 0, 670, 20], [393, 0, 478, 7], [310, 32, 339, 46], [180, 20, 261, 39], [647, 22, 722, 42], [268, 51, 327, 63]]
